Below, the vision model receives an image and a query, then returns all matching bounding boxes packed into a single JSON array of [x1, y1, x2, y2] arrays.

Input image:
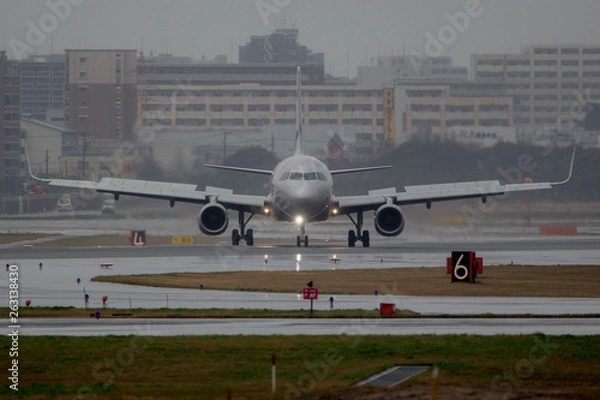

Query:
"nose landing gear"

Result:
[[296, 223, 309, 247]]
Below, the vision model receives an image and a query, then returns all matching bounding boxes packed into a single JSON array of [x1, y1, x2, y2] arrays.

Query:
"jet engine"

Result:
[[198, 203, 228, 235], [374, 204, 405, 237]]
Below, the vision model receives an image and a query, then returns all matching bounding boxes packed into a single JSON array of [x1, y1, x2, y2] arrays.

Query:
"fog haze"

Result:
[[2, 0, 600, 76]]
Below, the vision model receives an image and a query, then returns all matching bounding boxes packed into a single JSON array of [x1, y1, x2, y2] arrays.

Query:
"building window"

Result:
[[562, 71, 579, 78], [561, 83, 579, 89], [582, 48, 600, 55], [534, 60, 557, 66], [3, 143, 20, 152], [507, 59, 530, 66], [80, 57, 87, 64], [561, 60, 579, 66], [534, 48, 558, 55], [534, 71, 557, 78], [80, 72, 87, 79], [3, 112, 20, 121], [561, 48, 580, 55]]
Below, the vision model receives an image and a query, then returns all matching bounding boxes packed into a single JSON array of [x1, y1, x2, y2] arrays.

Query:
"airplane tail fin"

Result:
[[294, 66, 303, 156]]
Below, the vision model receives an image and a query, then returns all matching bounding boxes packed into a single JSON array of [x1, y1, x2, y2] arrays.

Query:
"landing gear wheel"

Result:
[[304, 235, 309, 247], [296, 235, 301, 247], [232, 229, 241, 246], [362, 230, 370, 247], [348, 230, 357, 247], [245, 229, 254, 246]]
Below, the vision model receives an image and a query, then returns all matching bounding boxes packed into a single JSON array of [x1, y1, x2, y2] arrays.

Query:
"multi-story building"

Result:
[[141, 60, 324, 86], [0, 51, 22, 187], [239, 28, 324, 65], [19, 54, 65, 121], [404, 95, 514, 144], [471, 45, 600, 127], [390, 80, 514, 144], [141, 83, 385, 149], [64, 49, 137, 141], [358, 55, 468, 86]]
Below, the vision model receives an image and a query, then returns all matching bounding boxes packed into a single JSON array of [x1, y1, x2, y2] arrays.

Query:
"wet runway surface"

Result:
[[19, 317, 600, 336], [2, 219, 599, 335], [2, 238, 599, 313]]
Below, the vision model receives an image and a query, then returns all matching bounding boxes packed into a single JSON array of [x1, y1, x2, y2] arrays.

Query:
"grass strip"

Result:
[[1, 334, 599, 399], [92, 265, 600, 298]]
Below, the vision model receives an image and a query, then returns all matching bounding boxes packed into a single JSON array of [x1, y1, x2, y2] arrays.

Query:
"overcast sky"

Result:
[[1, 0, 600, 77]]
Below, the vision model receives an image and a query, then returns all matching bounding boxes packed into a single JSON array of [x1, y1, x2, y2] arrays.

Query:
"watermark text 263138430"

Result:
[[7, 264, 20, 391]]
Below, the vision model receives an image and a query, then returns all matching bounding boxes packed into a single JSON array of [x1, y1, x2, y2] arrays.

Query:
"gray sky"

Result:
[[1, 0, 600, 76]]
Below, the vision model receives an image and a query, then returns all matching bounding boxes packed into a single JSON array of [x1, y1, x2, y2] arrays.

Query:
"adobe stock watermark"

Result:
[[255, 0, 292, 27], [283, 282, 401, 399], [460, 153, 538, 230], [424, 0, 491, 57], [460, 85, 589, 230], [9, 0, 85, 60], [75, 324, 158, 399], [490, 334, 559, 398]]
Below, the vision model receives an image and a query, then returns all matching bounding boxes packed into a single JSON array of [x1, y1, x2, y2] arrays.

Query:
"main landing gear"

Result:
[[231, 210, 255, 246], [296, 223, 309, 247], [347, 211, 370, 247]]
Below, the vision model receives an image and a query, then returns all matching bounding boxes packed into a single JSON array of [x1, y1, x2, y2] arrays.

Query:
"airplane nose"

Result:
[[277, 184, 330, 220]]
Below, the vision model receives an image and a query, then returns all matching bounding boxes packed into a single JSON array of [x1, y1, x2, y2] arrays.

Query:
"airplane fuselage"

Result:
[[267, 155, 334, 223]]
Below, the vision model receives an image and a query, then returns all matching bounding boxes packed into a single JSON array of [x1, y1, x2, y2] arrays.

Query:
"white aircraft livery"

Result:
[[32, 67, 575, 247]]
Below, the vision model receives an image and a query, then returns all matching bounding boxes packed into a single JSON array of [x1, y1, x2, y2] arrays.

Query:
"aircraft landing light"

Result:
[[294, 215, 304, 225]]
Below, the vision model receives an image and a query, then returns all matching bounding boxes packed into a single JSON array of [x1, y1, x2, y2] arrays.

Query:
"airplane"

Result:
[[30, 67, 575, 248]]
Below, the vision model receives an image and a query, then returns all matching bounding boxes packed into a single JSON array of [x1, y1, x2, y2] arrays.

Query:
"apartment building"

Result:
[[471, 45, 600, 127], [19, 54, 65, 121], [64, 49, 137, 141], [141, 61, 325, 86], [404, 95, 514, 143], [141, 84, 385, 145], [1, 51, 22, 184], [358, 55, 468, 86]]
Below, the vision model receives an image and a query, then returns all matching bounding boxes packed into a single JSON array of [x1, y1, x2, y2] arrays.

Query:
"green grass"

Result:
[[91, 265, 600, 298], [0, 232, 59, 244], [1, 335, 599, 399]]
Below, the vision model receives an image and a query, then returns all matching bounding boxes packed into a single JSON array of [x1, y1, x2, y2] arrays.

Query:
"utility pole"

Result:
[[222, 131, 230, 161], [45, 150, 49, 179], [81, 132, 87, 179]]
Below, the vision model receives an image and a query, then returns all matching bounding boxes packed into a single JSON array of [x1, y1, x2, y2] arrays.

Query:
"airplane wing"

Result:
[[204, 164, 273, 175], [39, 177, 266, 212], [330, 165, 392, 175], [336, 149, 575, 214]]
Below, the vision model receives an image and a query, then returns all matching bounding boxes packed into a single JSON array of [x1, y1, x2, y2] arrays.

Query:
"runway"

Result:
[[2, 238, 599, 315], [18, 317, 600, 336], [2, 217, 599, 338]]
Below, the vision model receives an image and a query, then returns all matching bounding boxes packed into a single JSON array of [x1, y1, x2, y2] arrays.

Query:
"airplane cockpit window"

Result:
[[281, 171, 326, 181]]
